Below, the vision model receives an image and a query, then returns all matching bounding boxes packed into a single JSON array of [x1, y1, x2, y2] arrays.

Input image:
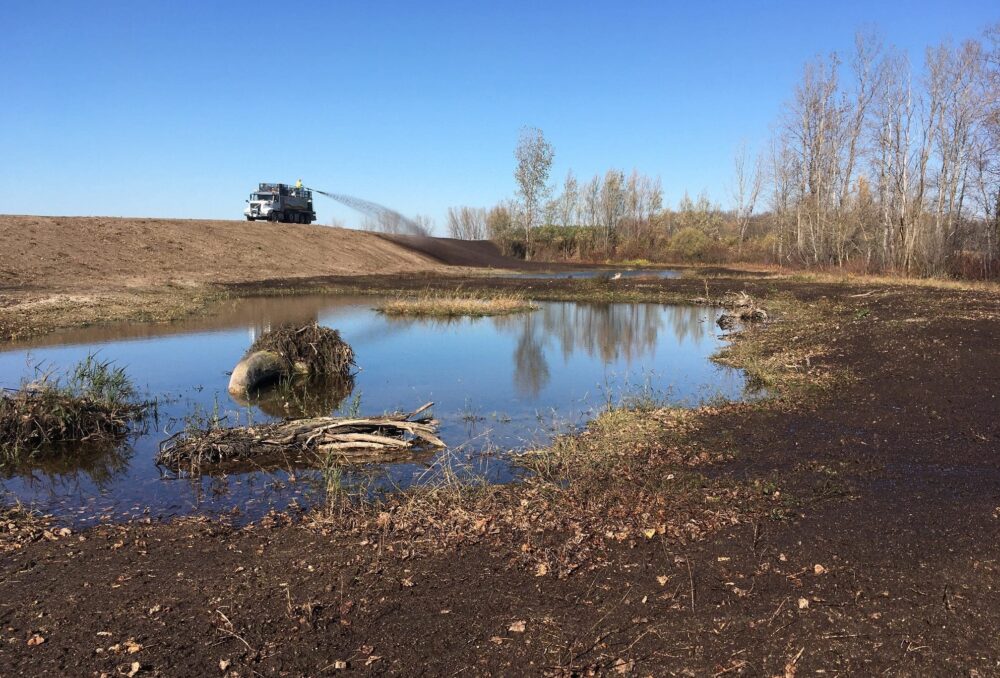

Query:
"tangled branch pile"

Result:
[[157, 403, 444, 473], [716, 291, 768, 329], [248, 322, 355, 377]]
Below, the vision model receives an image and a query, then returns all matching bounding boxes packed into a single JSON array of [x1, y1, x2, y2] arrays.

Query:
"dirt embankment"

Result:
[[0, 215, 534, 340], [0, 215, 529, 293], [380, 233, 543, 270]]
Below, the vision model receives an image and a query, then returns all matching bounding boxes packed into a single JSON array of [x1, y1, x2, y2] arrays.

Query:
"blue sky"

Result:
[[2, 1, 996, 232]]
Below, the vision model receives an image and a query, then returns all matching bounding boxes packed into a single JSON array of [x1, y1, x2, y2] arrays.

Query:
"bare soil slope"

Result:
[[381, 233, 538, 269], [0, 216, 456, 291]]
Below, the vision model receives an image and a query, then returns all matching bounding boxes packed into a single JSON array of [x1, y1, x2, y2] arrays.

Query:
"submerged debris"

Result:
[[156, 402, 444, 473], [716, 291, 768, 329]]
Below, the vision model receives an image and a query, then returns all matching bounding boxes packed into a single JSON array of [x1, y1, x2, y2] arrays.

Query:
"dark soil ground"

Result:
[[2, 273, 999, 676]]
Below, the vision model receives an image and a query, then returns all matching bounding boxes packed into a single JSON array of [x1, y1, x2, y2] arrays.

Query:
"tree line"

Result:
[[447, 22, 1000, 279]]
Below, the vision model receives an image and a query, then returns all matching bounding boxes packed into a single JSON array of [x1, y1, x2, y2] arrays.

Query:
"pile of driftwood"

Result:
[[715, 291, 768, 329], [156, 403, 444, 472]]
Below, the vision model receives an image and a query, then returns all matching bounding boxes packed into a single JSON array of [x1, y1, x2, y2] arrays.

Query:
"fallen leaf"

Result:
[[27, 634, 45, 646], [509, 620, 526, 633], [125, 639, 143, 654], [400, 577, 414, 588], [219, 659, 231, 671], [148, 605, 162, 615], [365, 655, 382, 666], [489, 636, 505, 645], [797, 598, 810, 610], [656, 575, 668, 587], [641, 528, 656, 539], [534, 563, 548, 577], [613, 658, 635, 674], [127, 662, 141, 677], [813, 564, 827, 575]]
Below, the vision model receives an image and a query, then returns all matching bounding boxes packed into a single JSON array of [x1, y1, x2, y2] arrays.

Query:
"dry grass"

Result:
[[727, 265, 1000, 292], [308, 403, 778, 577], [377, 292, 538, 318], [1, 356, 146, 464]]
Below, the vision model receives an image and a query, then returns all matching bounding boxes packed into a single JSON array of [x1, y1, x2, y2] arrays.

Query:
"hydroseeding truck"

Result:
[[244, 181, 316, 224]]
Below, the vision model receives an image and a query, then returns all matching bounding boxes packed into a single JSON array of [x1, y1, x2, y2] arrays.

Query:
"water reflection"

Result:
[[2, 440, 134, 492], [230, 374, 356, 419], [491, 304, 714, 397]]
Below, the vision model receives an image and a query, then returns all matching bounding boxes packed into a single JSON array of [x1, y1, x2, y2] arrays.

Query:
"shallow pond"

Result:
[[0, 295, 745, 524]]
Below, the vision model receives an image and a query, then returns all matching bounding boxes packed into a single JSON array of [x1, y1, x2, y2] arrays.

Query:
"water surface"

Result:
[[0, 295, 743, 524]]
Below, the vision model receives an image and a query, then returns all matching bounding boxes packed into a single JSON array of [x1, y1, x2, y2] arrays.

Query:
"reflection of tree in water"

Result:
[[493, 303, 715, 397], [511, 314, 550, 397]]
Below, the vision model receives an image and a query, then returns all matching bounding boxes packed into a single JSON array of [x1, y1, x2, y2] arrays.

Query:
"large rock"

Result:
[[227, 350, 288, 395]]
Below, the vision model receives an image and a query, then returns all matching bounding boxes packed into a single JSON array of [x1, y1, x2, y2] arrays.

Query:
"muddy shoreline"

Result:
[[2, 272, 1000, 675]]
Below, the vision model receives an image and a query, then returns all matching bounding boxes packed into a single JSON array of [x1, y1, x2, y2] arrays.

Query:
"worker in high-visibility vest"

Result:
[[295, 179, 303, 189]]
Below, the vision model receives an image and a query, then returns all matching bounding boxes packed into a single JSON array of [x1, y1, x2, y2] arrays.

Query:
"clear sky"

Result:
[[3, 1, 996, 232]]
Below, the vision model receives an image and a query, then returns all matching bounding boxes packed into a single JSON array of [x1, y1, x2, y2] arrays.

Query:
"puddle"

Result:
[[0, 295, 745, 524]]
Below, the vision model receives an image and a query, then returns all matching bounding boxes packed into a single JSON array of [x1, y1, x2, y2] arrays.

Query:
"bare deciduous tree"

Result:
[[732, 142, 763, 252], [513, 126, 555, 257], [446, 206, 487, 240]]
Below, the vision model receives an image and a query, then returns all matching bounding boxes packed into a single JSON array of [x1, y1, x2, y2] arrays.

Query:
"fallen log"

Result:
[[156, 402, 444, 472]]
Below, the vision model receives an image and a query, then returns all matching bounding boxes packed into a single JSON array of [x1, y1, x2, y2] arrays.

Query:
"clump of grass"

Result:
[[1, 356, 145, 463], [377, 292, 538, 318], [247, 322, 355, 378]]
